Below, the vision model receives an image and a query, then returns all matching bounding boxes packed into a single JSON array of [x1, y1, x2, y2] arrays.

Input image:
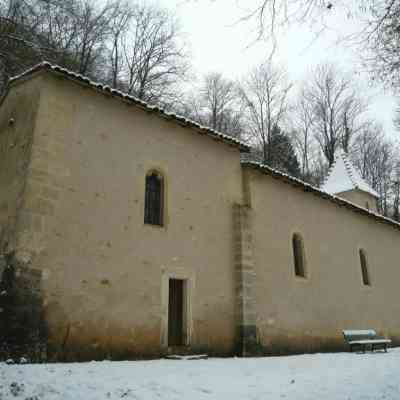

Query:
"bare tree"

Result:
[[351, 122, 399, 215], [238, 1, 400, 89], [351, 122, 381, 182], [71, 0, 122, 76], [237, 0, 330, 44], [201, 72, 237, 131], [182, 72, 245, 138], [120, 2, 189, 104], [303, 63, 366, 166], [0, 0, 191, 104], [394, 101, 400, 132], [0, 0, 125, 87], [392, 163, 400, 221], [361, 1, 400, 90], [107, 1, 132, 88], [0, 0, 63, 89], [239, 61, 292, 164], [290, 88, 315, 178]]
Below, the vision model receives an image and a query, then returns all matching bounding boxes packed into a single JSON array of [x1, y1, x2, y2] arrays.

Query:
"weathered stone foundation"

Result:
[[0, 252, 47, 362]]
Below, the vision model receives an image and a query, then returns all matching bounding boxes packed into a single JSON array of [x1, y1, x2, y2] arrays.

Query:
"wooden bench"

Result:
[[342, 330, 391, 353]]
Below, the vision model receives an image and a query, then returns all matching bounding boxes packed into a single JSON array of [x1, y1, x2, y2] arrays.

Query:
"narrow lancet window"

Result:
[[144, 171, 163, 226], [359, 249, 371, 286], [292, 233, 306, 278]]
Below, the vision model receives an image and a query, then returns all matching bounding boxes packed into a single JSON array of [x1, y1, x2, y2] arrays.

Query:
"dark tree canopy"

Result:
[[0, 0, 189, 105], [247, 125, 301, 177], [268, 125, 301, 177]]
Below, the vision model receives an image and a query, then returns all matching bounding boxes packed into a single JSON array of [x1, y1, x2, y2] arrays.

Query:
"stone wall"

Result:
[[6, 70, 400, 360], [0, 77, 47, 362], [233, 204, 261, 356], [9, 73, 244, 360], [0, 77, 41, 255], [0, 252, 47, 362]]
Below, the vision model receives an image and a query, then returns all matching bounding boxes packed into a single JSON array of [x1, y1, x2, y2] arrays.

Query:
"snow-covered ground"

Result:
[[1, 349, 400, 399]]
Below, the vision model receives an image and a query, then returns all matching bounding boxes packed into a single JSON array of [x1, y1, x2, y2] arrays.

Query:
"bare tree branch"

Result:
[[239, 61, 292, 164], [119, 2, 189, 104], [302, 63, 367, 166]]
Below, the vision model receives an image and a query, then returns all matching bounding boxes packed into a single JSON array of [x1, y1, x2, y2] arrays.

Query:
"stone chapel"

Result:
[[0, 63, 399, 361]]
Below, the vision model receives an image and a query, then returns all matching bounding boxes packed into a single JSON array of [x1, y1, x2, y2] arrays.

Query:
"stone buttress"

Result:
[[233, 169, 259, 356]]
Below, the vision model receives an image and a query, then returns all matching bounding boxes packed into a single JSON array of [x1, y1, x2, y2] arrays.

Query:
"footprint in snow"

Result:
[[197, 388, 212, 394]]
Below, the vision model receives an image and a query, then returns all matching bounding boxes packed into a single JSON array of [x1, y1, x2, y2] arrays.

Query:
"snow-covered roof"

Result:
[[7, 62, 250, 152], [321, 151, 379, 198], [242, 161, 400, 232]]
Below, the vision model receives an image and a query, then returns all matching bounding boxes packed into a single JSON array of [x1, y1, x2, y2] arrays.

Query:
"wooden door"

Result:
[[168, 279, 184, 346]]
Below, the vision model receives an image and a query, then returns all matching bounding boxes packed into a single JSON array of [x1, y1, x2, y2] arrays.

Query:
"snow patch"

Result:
[[1, 349, 400, 399]]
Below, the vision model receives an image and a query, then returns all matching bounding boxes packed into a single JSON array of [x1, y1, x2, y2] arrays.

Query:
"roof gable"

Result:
[[8, 62, 250, 152], [321, 151, 379, 198]]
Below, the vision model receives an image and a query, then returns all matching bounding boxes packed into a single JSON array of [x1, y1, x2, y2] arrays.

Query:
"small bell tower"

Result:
[[321, 151, 379, 212]]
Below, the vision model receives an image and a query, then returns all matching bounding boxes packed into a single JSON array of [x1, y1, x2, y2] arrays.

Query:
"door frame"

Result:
[[161, 268, 194, 348]]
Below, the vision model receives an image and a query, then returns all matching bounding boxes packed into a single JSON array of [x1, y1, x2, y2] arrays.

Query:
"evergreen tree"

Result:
[[267, 125, 301, 177], [245, 125, 301, 177]]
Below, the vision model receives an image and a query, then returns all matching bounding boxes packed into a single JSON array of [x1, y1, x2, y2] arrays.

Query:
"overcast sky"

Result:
[[157, 0, 398, 139]]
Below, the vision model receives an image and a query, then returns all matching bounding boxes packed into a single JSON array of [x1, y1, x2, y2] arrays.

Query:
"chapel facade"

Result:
[[0, 63, 399, 361]]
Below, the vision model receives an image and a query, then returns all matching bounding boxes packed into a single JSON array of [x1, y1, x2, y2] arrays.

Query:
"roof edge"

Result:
[[336, 187, 379, 199], [8, 62, 250, 152], [242, 161, 400, 232]]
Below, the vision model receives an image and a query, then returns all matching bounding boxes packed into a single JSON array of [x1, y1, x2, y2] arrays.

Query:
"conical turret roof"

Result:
[[321, 150, 379, 198]]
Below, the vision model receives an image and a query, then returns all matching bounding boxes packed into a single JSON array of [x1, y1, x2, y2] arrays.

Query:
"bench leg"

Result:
[[371, 343, 374, 352], [385, 344, 387, 353]]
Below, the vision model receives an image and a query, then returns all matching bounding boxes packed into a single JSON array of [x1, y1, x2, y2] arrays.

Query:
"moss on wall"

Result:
[[0, 252, 47, 362]]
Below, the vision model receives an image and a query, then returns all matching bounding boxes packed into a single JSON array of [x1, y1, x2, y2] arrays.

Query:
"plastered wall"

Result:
[[15, 74, 244, 359], [245, 167, 400, 354], [337, 189, 378, 213]]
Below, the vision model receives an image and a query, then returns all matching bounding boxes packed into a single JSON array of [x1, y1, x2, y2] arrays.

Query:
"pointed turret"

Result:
[[321, 150, 379, 212]]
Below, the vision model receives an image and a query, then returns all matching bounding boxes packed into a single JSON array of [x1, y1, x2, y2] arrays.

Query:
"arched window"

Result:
[[292, 233, 306, 278], [359, 249, 371, 286], [144, 171, 164, 226]]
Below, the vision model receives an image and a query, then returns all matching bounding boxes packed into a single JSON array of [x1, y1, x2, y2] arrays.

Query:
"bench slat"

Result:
[[348, 339, 391, 345], [343, 329, 376, 336]]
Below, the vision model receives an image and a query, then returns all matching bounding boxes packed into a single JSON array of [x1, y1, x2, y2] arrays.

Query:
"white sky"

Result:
[[156, 0, 398, 139]]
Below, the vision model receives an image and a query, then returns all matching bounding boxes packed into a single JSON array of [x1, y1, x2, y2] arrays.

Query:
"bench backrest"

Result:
[[342, 329, 377, 342]]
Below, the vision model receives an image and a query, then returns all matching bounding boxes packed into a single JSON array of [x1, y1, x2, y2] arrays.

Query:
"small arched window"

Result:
[[144, 171, 164, 226], [292, 233, 306, 278], [359, 249, 371, 286]]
